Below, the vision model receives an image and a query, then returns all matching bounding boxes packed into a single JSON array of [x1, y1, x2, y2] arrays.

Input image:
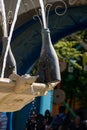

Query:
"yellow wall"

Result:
[[52, 99, 80, 116]]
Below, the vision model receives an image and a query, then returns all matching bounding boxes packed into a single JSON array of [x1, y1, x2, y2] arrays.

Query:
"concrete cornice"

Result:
[[0, 0, 87, 38], [1, 0, 87, 15]]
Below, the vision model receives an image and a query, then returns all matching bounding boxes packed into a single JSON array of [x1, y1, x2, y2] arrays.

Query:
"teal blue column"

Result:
[[40, 90, 53, 115], [7, 113, 13, 130]]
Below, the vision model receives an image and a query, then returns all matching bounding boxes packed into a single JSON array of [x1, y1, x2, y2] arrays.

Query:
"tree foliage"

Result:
[[54, 30, 87, 108]]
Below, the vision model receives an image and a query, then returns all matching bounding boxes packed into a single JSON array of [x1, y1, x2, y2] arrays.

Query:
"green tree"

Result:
[[54, 31, 87, 109]]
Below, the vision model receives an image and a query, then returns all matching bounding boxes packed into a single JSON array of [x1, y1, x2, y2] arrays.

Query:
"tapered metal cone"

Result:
[[37, 28, 61, 83], [0, 37, 17, 77]]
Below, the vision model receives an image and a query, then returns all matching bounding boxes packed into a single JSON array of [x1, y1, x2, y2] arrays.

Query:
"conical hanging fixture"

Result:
[[37, 28, 61, 83], [0, 37, 17, 78]]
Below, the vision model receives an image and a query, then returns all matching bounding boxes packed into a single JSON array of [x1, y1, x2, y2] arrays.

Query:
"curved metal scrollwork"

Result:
[[33, 15, 43, 27], [45, 4, 52, 27], [29, 0, 69, 26], [55, 0, 67, 16], [7, 11, 13, 25]]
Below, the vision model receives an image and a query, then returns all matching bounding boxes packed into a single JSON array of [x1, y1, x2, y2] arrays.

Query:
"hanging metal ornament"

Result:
[[0, 37, 17, 78], [37, 28, 61, 83], [0, 37, 16, 78], [36, 0, 61, 84]]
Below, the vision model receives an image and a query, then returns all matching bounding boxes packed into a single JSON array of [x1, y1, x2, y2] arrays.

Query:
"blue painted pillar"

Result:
[[6, 113, 13, 130], [40, 90, 53, 115]]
